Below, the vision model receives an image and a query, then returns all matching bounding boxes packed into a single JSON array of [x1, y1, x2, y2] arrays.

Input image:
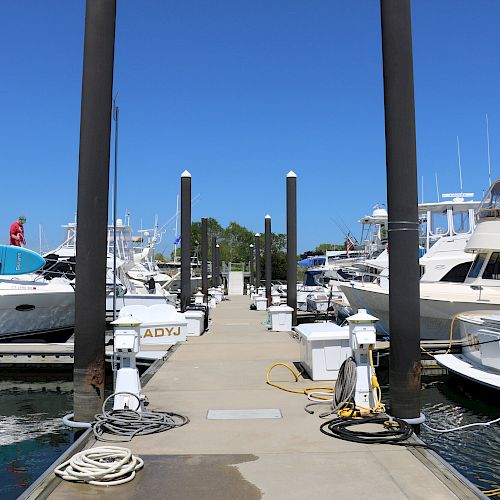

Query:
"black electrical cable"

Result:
[[319, 415, 433, 448]]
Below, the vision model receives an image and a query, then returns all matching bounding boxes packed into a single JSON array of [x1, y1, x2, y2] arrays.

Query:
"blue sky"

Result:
[[1, 1, 499, 254]]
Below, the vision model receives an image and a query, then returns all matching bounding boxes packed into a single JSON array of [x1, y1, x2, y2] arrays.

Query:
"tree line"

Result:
[[156, 218, 343, 280]]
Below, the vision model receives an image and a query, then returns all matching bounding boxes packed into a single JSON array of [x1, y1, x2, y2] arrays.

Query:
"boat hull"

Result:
[[340, 283, 500, 340], [0, 288, 75, 342]]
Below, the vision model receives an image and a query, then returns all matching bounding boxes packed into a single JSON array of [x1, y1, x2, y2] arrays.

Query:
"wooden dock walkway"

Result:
[[44, 296, 479, 499]]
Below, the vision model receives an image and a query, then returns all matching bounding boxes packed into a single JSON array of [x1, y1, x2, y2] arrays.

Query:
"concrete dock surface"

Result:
[[47, 296, 479, 499]]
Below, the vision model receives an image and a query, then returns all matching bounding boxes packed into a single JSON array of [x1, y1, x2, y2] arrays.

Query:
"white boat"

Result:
[[0, 275, 74, 342], [46, 219, 178, 316], [435, 312, 500, 390], [340, 188, 500, 340]]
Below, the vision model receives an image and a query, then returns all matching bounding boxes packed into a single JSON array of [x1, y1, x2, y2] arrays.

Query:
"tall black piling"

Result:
[[255, 233, 261, 288], [180, 171, 192, 312], [74, 0, 116, 423], [265, 215, 272, 305], [380, 0, 421, 420], [249, 243, 254, 288], [201, 217, 208, 301], [286, 171, 297, 325]]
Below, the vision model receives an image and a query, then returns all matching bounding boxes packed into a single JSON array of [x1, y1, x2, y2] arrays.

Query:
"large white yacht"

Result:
[[0, 273, 74, 342], [340, 187, 500, 340], [45, 219, 178, 317]]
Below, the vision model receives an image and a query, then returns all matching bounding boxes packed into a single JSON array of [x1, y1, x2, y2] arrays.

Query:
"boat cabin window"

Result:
[[483, 252, 500, 280], [430, 212, 449, 236], [452, 211, 470, 234], [477, 181, 500, 221], [440, 261, 473, 283], [467, 253, 488, 279]]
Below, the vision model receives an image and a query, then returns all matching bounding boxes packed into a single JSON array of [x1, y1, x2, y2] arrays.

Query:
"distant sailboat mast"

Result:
[[435, 173, 440, 201], [486, 113, 492, 187], [457, 136, 463, 193]]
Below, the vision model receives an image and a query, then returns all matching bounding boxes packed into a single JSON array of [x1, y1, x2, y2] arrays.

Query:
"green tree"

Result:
[[313, 243, 345, 254], [155, 252, 167, 262], [220, 221, 254, 262]]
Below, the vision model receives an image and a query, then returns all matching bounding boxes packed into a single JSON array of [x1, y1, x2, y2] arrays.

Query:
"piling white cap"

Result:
[[255, 233, 260, 237], [181, 170, 192, 178], [249, 243, 254, 247], [265, 214, 271, 219], [287, 170, 297, 178], [216, 244, 220, 247]]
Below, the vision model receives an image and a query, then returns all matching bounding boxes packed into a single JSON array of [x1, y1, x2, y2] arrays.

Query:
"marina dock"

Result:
[[34, 296, 480, 499]]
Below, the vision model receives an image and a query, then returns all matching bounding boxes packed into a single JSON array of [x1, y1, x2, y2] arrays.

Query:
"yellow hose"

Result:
[[483, 487, 500, 497], [368, 346, 386, 413], [266, 363, 334, 400]]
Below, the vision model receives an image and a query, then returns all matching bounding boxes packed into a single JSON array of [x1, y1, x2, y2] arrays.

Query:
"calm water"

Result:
[[420, 376, 500, 494], [0, 374, 499, 498], [0, 376, 74, 500]]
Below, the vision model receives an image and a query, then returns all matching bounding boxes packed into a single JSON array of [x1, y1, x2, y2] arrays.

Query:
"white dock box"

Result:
[[268, 305, 293, 332], [185, 310, 205, 336], [255, 296, 268, 311], [118, 304, 188, 345], [295, 323, 351, 381]]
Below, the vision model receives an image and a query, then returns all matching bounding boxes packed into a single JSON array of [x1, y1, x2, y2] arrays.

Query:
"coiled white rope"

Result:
[[54, 446, 143, 486]]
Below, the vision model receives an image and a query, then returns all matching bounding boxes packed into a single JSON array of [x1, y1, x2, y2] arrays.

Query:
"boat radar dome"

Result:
[[371, 205, 388, 218], [116, 218, 123, 226]]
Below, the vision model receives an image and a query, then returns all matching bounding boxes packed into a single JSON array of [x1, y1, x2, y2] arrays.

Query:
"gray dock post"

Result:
[[180, 171, 192, 312], [212, 237, 217, 287], [380, 0, 421, 420], [255, 233, 261, 288], [286, 171, 297, 325], [74, 0, 116, 423], [215, 244, 221, 289], [265, 215, 272, 305], [201, 217, 208, 301], [249, 243, 254, 287]]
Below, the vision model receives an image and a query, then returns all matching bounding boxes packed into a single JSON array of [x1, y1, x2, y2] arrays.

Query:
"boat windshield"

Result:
[[483, 252, 500, 280], [303, 270, 323, 286], [467, 252, 488, 279], [477, 180, 500, 221], [452, 211, 471, 233]]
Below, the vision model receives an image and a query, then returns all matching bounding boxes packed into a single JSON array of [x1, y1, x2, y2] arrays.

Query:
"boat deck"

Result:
[[40, 296, 479, 499]]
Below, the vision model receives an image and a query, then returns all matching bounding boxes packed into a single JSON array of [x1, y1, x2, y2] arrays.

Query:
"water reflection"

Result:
[[0, 378, 74, 500], [421, 376, 500, 492]]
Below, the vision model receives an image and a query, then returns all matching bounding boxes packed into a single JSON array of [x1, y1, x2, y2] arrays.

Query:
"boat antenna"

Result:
[[435, 172, 440, 201], [112, 93, 119, 323], [111, 92, 119, 391], [486, 113, 492, 187], [456, 136, 463, 192]]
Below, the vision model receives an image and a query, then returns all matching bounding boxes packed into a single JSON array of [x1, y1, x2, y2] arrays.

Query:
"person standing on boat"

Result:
[[10, 216, 26, 247], [147, 276, 156, 294]]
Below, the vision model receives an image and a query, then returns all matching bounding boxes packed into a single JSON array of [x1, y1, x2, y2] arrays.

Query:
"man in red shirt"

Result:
[[10, 216, 26, 246]]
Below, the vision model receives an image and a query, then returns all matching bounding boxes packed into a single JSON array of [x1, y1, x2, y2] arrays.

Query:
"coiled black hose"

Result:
[[320, 415, 414, 445]]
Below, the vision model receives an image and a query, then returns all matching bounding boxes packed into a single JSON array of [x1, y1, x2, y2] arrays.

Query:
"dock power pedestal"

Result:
[[110, 314, 144, 412]]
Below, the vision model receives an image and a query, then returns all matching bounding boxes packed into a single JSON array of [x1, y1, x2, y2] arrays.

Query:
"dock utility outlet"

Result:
[[346, 309, 380, 411], [110, 314, 144, 412]]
